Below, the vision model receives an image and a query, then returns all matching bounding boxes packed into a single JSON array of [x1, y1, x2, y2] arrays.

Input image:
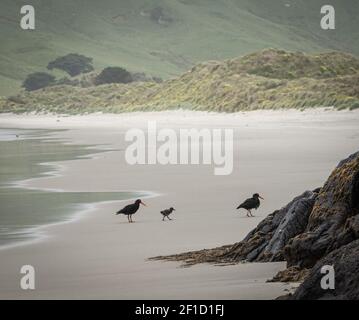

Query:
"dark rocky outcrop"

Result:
[[284, 151, 359, 269], [288, 239, 359, 300], [150, 151, 359, 299]]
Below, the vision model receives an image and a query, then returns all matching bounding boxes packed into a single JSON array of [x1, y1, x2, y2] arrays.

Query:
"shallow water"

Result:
[[0, 128, 143, 247]]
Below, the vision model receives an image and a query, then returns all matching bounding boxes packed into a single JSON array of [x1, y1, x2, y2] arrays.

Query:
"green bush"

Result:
[[47, 53, 93, 76], [95, 67, 133, 85], [22, 72, 56, 91], [349, 101, 359, 110]]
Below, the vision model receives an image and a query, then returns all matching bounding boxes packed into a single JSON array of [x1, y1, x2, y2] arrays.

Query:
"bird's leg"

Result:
[[162, 216, 165, 221], [127, 215, 130, 223], [246, 210, 250, 217], [130, 215, 133, 223], [249, 209, 254, 217], [167, 216, 172, 220]]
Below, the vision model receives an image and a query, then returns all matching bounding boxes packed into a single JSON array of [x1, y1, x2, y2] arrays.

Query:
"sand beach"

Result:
[[0, 109, 358, 299]]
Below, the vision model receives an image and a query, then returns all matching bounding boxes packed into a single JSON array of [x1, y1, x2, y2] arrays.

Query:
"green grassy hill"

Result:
[[2, 49, 358, 113], [1, 0, 359, 95]]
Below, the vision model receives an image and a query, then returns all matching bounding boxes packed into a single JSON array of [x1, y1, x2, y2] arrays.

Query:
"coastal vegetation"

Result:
[[22, 72, 56, 91], [19, 53, 142, 92], [1, 49, 359, 114], [47, 54, 94, 77], [94, 67, 133, 85]]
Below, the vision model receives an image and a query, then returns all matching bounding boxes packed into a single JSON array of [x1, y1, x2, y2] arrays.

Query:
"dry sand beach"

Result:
[[0, 109, 358, 299]]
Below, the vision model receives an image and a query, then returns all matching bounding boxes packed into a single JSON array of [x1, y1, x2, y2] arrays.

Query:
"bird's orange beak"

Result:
[[140, 201, 147, 206], [259, 195, 264, 200]]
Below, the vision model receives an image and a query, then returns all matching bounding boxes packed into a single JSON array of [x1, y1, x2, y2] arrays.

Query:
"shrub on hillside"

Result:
[[7, 95, 25, 104], [47, 53, 94, 76], [22, 72, 56, 91], [55, 77, 80, 86], [349, 100, 359, 110], [94, 67, 133, 85], [131, 72, 163, 83]]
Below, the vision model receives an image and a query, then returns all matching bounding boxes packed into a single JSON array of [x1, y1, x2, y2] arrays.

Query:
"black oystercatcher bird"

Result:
[[161, 207, 175, 221], [116, 199, 146, 223], [236, 193, 264, 217]]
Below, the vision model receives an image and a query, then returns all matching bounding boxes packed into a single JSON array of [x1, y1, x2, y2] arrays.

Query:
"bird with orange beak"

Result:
[[236, 193, 264, 217], [116, 199, 146, 223]]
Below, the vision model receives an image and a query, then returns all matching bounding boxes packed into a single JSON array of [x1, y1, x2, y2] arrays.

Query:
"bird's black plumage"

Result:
[[236, 193, 263, 217], [161, 207, 175, 221], [116, 199, 146, 222]]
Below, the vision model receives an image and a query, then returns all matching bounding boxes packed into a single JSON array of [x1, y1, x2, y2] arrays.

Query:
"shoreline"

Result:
[[0, 128, 156, 251], [0, 109, 358, 299]]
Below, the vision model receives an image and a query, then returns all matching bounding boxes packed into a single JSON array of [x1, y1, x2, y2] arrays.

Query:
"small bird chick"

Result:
[[161, 207, 175, 221]]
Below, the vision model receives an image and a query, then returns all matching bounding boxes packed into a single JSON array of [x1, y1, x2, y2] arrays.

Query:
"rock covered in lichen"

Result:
[[284, 152, 359, 269]]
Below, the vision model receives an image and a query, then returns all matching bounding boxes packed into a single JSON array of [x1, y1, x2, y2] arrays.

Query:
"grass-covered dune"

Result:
[[1, 49, 359, 114]]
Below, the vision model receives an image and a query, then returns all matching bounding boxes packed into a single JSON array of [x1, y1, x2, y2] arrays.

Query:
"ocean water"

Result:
[[0, 128, 143, 248]]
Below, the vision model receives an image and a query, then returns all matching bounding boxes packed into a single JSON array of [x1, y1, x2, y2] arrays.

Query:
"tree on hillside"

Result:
[[47, 53, 94, 76], [94, 67, 133, 85], [22, 72, 56, 91]]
